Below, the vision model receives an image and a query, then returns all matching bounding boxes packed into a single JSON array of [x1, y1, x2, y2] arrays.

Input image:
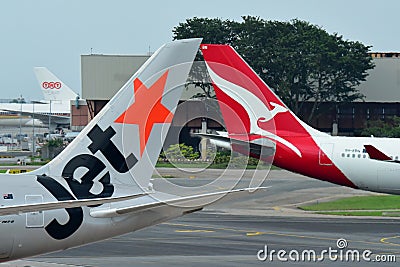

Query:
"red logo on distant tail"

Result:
[[42, 82, 61, 89]]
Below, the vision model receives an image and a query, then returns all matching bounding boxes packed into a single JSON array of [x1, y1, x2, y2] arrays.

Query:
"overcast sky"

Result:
[[1, 0, 399, 101]]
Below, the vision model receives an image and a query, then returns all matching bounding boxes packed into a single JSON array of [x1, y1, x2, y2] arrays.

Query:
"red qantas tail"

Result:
[[200, 44, 323, 158], [200, 44, 356, 188]]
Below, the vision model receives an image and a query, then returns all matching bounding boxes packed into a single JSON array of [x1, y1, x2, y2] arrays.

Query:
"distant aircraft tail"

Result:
[[32, 39, 202, 192], [34, 67, 78, 101]]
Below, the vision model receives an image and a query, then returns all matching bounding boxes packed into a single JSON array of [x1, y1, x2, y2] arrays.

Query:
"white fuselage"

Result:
[[0, 117, 45, 127], [0, 173, 187, 262], [0, 101, 70, 116], [0, 101, 71, 127], [317, 136, 400, 194]]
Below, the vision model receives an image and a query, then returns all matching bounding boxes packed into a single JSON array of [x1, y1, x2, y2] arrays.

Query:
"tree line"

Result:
[[173, 16, 375, 122]]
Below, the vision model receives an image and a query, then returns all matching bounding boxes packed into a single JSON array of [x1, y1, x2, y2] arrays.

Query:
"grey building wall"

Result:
[[81, 54, 150, 100], [82, 54, 400, 103], [358, 57, 400, 102], [81, 54, 207, 101], [77, 53, 400, 136]]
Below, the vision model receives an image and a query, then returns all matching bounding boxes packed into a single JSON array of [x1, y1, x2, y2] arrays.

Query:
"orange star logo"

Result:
[[114, 70, 172, 156]]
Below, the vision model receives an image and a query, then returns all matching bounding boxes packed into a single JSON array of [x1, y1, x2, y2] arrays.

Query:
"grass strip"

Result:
[[317, 211, 400, 217], [301, 195, 400, 211]]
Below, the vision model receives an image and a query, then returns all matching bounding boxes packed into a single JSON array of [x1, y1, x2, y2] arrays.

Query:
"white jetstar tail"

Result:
[[0, 39, 266, 263], [31, 39, 202, 191]]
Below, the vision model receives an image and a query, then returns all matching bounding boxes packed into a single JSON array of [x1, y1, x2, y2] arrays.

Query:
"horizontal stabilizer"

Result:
[[0, 193, 147, 216], [195, 133, 275, 159], [90, 187, 269, 218], [364, 145, 392, 161]]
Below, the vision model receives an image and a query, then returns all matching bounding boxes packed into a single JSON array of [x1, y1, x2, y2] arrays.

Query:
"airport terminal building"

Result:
[[72, 54, 223, 148], [298, 52, 400, 135], [72, 52, 400, 143]]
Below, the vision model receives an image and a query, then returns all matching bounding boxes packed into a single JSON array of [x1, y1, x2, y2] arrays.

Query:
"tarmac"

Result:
[[2, 168, 400, 266]]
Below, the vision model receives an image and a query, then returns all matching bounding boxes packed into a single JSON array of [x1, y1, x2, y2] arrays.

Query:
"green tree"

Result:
[[173, 17, 239, 99], [361, 116, 400, 138], [46, 138, 64, 147], [173, 16, 374, 122], [172, 17, 238, 44], [186, 61, 215, 99], [9, 97, 26, 103]]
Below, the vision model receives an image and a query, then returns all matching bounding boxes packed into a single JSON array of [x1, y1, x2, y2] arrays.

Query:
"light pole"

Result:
[[19, 94, 22, 151], [32, 102, 35, 157], [48, 99, 51, 137]]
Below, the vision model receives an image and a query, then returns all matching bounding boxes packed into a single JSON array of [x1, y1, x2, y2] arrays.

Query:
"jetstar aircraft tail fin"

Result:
[[34, 67, 78, 101], [31, 39, 201, 192]]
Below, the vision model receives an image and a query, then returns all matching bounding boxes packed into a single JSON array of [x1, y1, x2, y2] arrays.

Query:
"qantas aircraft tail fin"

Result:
[[200, 44, 326, 158], [31, 39, 201, 191], [34, 67, 78, 101]]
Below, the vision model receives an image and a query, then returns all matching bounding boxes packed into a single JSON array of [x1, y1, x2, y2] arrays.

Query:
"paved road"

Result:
[[5, 169, 400, 266], [26, 214, 400, 266]]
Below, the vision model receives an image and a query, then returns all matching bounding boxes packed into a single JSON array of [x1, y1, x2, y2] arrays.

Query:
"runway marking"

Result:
[[381, 236, 400, 246], [163, 221, 399, 249], [175, 229, 214, 233], [246, 232, 264, 236], [214, 186, 228, 190], [112, 233, 246, 242], [203, 184, 229, 190]]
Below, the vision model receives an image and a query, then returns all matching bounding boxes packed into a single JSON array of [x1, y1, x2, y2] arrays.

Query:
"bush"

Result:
[[361, 116, 400, 138], [163, 143, 200, 161], [40, 138, 66, 159], [213, 151, 230, 164], [46, 138, 64, 147]]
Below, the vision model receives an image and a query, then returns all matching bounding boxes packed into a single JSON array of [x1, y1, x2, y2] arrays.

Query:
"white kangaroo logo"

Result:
[[207, 64, 302, 157], [258, 102, 288, 123]]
